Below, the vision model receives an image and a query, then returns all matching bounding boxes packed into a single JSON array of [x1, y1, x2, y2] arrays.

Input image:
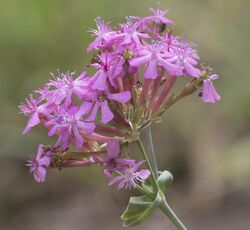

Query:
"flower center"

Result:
[[97, 92, 107, 102]]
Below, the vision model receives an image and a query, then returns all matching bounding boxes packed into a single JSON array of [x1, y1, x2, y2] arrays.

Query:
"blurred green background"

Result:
[[0, 0, 250, 229]]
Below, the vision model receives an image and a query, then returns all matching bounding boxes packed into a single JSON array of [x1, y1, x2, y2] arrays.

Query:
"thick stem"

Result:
[[152, 75, 177, 112], [159, 196, 187, 230], [140, 79, 153, 105], [136, 138, 188, 230], [146, 126, 158, 178], [150, 67, 164, 110], [135, 138, 159, 191]]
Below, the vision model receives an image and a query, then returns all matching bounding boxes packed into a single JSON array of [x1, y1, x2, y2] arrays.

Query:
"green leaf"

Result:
[[142, 177, 154, 194], [121, 192, 162, 227], [157, 171, 173, 191]]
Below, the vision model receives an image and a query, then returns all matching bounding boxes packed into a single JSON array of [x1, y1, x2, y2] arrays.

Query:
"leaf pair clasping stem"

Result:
[[134, 127, 187, 230]]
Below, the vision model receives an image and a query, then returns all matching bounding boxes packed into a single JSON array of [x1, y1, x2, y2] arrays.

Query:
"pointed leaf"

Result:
[[121, 192, 161, 227]]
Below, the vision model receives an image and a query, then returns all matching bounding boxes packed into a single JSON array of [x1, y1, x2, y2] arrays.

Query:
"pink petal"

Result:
[[23, 112, 40, 134], [161, 17, 175, 25], [87, 39, 99, 52], [39, 156, 51, 167], [77, 102, 93, 118], [100, 101, 114, 124], [129, 55, 151, 67], [138, 169, 150, 180], [144, 59, 158, 79], [158, 57, 178, 76], [108, 175, 123, 186], [48, 126, 57, 137], [132, 160, 145, 172], [107, 140, 120, 158], [36, 144, 44, 160], [91, 70, 108, 91], [107, 91, 131, 103], [118, 179, 127, 190], [183, 61, 201, 78], [78, 121, 96, 134], [85, 102, 100, 122], [34, 166, 46, 183], [202, 79, 221, 103], [104, 168, 113, 178], [73, 127, 84, 149]]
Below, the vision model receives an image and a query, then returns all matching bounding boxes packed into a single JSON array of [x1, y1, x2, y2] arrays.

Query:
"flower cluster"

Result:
[[20, 7, 220, 188]]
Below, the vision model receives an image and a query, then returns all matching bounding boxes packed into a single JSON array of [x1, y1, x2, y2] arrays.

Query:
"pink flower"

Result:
[[168, 38, 201, 78], [142, 8, 175, 25], [46, 103, 95, 150], [19, 95, 54, 134], [108, 160, 150, 190], [26, 145, 51, 183], [202, 75, 221, 103], [86, 90, 131, 124], [130, 43, 178, 79], [46, 71, 91, 106], [92, 140, 135, 177], [20, 7, 222, 187], [113, 22, 149, 46], [87, 18, 117, 52], [90, 53, 124, 90]]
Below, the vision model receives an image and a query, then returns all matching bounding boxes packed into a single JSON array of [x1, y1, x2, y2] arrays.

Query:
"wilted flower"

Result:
[[201, 75, 221, 103]]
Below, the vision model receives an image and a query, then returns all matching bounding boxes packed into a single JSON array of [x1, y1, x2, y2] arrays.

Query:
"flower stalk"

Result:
[[19, 6, 221, 229], [146, 126, 158, 179], [135, 137, 187, 230]]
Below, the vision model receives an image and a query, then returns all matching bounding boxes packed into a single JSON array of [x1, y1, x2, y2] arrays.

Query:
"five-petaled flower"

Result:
[[45, 103, 96, 150], [92, 140, 136, 177], [108, 160, 150, 190], [26, 145, 51, 183]]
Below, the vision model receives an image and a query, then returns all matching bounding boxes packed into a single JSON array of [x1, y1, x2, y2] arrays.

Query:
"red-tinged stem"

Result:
[[150, 68, 164, 110], [152, 75, 177, 112], [79, 130, 112, 143], [123, 73, 131, 91], [140, 79, 153, 105], [79, 141, 98, 152], [113, 113, 131, 129], [95, 125, 121, 136], [134, 71, 139, 86], [111, 100, 124, 115], [63, 159, 93, 168], [118, 77, 125, 92]]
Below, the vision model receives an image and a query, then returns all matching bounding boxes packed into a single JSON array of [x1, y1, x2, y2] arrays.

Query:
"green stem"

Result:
[[159, 196, 187, 230], [146, 126, 158, 178], [136, 138, 188, 230], [135, 138, 159, 191]]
